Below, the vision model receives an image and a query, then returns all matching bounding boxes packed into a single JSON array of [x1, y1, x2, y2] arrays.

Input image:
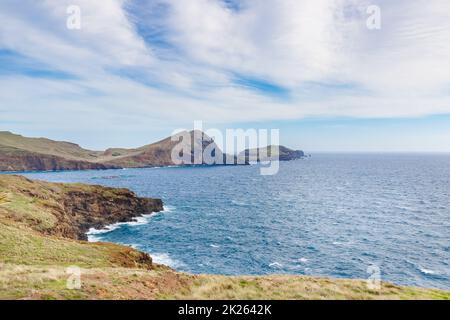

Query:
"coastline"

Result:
[[86, 205, 174, 242], [0, 174, 449, 299]]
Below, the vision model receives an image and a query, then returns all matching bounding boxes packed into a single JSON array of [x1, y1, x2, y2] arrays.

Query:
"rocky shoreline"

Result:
[[0, 131, 305, 172], [0, 175, 163, 241], [1, 174, 449, 300]]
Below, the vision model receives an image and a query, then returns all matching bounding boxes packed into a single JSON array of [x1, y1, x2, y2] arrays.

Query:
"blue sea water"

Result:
[[21, 154, 450, 290]]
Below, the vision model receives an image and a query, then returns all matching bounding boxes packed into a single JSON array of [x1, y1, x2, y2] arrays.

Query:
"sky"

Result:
[[1, 0, 450, 152]]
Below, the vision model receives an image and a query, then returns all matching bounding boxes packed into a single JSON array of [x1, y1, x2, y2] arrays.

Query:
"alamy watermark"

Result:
[[366, 264, 381, 290], [66, 5, 81, 30], [66, 265, 82, 290], [65, 3, 381, 31], [171, 121, 280, 175], [366, 5, 381, 30]]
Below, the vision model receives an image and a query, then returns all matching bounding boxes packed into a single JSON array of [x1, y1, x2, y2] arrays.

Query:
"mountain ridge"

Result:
[[0, 131, 304, 172]]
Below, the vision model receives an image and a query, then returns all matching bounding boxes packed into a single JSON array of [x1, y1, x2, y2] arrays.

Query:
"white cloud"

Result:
[[1, 0, 450, 147]]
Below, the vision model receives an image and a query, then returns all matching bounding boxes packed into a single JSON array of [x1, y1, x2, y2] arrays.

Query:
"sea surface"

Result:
[[21, 154, 450, 290]]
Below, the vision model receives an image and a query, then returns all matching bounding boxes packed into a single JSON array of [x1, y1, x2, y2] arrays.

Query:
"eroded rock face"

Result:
[[0, 149, 119, 172], [0, 175, 163, 241], [238, 145, 305, 163], [0, 130, 238, 171], [60, 188, 164, 240]]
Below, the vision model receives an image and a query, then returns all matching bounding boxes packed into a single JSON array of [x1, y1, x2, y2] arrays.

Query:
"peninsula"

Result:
[[0, 131, 304, 172]]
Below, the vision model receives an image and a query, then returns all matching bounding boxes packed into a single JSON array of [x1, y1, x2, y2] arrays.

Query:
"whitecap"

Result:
[[131, 214, 155, 225], [269, 262, 283, 268], [210, 244, 220, 248], [231, 200, 249, 206], [86, 205, 175, 242], [419, 268, 437, 275], [86, 224, 121, 242], [163, 205, 176, 213], [86, 233, 103, 242], [151, 252, 184, 268], [86, 216, 150, 242], [298, 257, 308, 263]]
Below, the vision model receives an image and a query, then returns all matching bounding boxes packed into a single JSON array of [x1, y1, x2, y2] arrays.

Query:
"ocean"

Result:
[[22, 153, 450, 290]]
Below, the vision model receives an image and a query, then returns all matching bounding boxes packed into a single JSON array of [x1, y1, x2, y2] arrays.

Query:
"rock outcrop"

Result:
[[0, 130, 238, 172], [1, 175, 449, 300], [0, 175, 163, 240], [239, 145, 305, 163], [0, 146, 119, 172]]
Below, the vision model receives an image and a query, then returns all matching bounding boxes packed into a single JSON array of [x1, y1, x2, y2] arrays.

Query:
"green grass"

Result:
[[168, 275, 450, 300], [1, 193, 58, 231], [0, 175, 449, 300], [0, 221, 146, 268]]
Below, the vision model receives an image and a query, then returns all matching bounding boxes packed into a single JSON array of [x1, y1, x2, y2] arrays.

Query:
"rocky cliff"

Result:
[[239, 145, 305, 162], [0, 175, 448, 300], [0, 145, 118, 172], [0, 130, 238, 172], [0, 175, 163, 240]]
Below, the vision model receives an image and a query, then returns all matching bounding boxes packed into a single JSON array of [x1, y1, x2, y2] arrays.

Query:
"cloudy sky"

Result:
[[1, 0, 450, 151]]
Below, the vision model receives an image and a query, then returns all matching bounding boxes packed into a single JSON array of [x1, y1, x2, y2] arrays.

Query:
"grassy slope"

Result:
[[0, 130, 233, 170], [0, 130, 183, 166], [0, 131, 102, 161], [0, 175, 448, 300]]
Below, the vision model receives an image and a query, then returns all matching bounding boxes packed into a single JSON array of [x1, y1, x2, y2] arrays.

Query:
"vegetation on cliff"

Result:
[[0, 175, 448, 300], [0, 131, 230, 171], [0, 131, 301, 172], [239, 145, 305, 162]]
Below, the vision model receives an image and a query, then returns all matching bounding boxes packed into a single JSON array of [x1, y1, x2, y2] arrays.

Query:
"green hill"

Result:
[[0, 131, 233, 171]]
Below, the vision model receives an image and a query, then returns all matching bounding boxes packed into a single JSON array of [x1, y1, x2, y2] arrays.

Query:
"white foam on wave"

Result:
[[86, 205, 175, 242], [86, 233, 103, 242], [151, 252, 184, 268], [231, 200, 243, 206], [419, 267, 437, 275], [210, 244, 220, 248], [269, 262, 283, 268], [162, 205, 176, 213], [298, 257, 308, 263]]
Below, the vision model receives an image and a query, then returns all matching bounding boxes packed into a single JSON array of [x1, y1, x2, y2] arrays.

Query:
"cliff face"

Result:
[[239, 145, 305, 162], [0, 146, 119, 172], [277, 146, 305, 161], [101, 130, 236, 167], [0, 175, 448, 300], [61, 186, 163, 240], [0, 130, 238, 172], [0, 175, 163, 240]]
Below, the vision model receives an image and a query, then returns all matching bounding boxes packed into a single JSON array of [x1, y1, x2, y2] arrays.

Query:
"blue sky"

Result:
[[1, 0, 450, 152]]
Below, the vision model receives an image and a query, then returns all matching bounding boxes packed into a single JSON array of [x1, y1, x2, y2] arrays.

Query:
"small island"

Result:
[[239, 145, 305, 162]]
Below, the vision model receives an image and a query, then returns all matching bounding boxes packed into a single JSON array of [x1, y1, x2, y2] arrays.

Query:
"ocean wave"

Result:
[[162, 205, 176, 213], [419, 267, 437, 275], [231, 200, 250, 206], [86, 233, 104, 242], [151, 252, 184, 268], [86, 205, 175, 242], [269, 262, 283, 268]]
